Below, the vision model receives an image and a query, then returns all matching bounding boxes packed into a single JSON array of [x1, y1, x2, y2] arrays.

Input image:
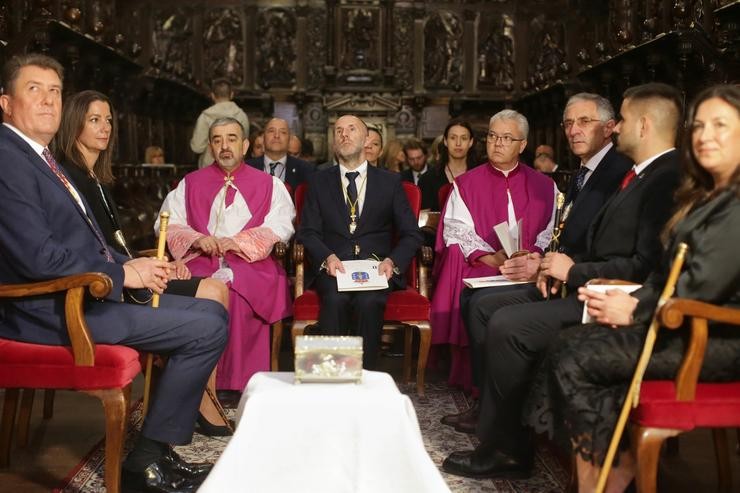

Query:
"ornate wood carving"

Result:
[[526, 15, 568, 90], [392, 6, 414, 91], [334, 5, 383, 85], [256, 8, 296, 88], [151, 7, 194, 79], [423, 10, 463, 90], [203, 8, 244, 86], [306, 8, 327, 90], [87, 0, 113, 42], [478, 14, 515, 91]]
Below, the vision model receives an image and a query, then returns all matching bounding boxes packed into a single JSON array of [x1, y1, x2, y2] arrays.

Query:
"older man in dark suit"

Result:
[[0, 54, 227, 493], [443, 83, 683, 480], [246, 117, 314, 192], [297, 114, 422, 369]]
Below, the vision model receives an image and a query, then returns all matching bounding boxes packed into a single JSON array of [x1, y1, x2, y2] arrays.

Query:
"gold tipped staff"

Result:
[[546, 192, 566, 300], [142, 211, 170, 417], [595, 242, 688, 493]]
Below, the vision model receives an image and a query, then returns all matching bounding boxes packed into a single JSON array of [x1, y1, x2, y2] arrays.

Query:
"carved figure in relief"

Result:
[[204, 9, 243, 83], [424, 11, 463, 87], [341, 8, 377, 70]]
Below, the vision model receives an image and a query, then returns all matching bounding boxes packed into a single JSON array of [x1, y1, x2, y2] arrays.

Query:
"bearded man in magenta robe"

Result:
[[431, 110, 557, 391], [159, 117, 295, 390]]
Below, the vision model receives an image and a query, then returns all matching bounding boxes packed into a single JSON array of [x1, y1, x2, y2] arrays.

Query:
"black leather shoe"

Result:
[[122, 458, 200, 493], [196, 412, 234, 437], [440, 400, 479, 433], [162, 447, 213, 480], [442, 447, 533, 480]]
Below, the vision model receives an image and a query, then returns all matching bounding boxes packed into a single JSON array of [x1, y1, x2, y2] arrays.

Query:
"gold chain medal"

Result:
[[349, 207, 357, 234]]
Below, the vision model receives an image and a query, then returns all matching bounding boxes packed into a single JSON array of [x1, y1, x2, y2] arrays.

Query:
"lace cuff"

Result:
[[233, 227, 280, 262], [167, 224, 204, 261], [444, 219, 494, 259]]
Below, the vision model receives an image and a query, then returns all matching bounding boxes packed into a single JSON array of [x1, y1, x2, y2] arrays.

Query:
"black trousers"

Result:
[[474, 292, 583, 457], [314, 272, 391, 369], [462, 283, 542, 388], [86, 293, 229, 445]]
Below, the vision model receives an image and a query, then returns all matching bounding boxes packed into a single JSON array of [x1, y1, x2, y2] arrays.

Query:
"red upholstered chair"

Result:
[[279, 182, 432, 395], [630, 298, 740, 493], [0, 273, 141, 493], [438, 182, 453, 210]]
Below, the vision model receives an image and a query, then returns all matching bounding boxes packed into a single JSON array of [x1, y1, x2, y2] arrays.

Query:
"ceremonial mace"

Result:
[[142, 211, 169, 417], [595, 242, 688, 493], [546, 192, 565, 300]]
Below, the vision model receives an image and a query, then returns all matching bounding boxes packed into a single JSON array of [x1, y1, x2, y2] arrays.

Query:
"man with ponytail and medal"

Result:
[[297, 114, 422, 369], [159, 116, 295, 391]]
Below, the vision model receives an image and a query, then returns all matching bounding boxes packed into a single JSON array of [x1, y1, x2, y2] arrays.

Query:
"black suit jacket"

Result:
[[559, 146, 632, 257], [567, 149, 681, 288], [400, 168, 415, 184], [297, 165, 422, 289], [246, 155, 314, 191]]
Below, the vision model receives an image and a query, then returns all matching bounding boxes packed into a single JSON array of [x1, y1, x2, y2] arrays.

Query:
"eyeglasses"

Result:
[[486, 132, 525, 145], [561, 117, 604, 130]]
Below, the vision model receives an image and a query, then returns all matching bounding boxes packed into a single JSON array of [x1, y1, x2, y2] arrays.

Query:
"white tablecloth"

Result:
[[198, 371, 450, 493]]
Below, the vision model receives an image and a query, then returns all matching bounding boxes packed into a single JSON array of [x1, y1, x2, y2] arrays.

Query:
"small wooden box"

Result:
[[294, 336, 363, 383]]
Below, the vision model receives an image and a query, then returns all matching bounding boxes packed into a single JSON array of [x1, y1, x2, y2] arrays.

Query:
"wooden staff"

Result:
[[142, 211, 170, 417], [546, 192, 566, 300], [595, 242, 688, 493]]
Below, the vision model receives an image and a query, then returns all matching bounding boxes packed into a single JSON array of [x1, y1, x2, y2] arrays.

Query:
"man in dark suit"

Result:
[[246, 117, 314, 192], [0, 54, 227, 493], [297, 114, 422, 369], [443, 92, 632, 433], [400, 139, 428, 185], [443, 83, 683, 479]]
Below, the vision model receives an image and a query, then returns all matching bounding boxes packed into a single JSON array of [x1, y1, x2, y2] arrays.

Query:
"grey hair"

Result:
[[209, 117, 245, 139], [489, 109, 529, 139], [564, 93, 615, 121]]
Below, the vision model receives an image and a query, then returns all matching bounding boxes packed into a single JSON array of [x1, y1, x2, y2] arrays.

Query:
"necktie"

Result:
[[574, 165, 589, 192], [42, 148, 113, 262], [620, 168, 637, 191], [345, 171, 359, 209], [269, 162, 279, 176]]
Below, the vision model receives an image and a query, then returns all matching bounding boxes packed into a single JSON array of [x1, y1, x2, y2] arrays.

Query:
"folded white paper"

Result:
[[581, 284, 642, 324], [462, 275, 533, 289], [336, 260, 390, 292]]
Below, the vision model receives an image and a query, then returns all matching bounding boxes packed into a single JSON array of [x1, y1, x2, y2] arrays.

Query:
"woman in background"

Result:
[[144, 145, 165, 164], [364, 126, 383, 166], [381, 138, 406, 172], [418, 118, 476, 211], [56, 90, 233, 436], [525, 84, 740, 492]]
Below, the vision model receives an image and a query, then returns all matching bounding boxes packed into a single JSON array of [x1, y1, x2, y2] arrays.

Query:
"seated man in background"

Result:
[[532, 144, 557, 173], [247, 117, 314, 192], [297, 114, 422, 369], [400, 139, 429, 185], [161, 117, 295, 391], [0, 53, 227, 493], [431, 109, 557, 391]]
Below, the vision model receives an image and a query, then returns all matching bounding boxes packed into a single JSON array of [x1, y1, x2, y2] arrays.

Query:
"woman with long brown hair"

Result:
[[524, 84, 740, 492], [55, 90, 234, 436]]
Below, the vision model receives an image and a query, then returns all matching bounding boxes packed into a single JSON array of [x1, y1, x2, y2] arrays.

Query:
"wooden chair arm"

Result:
[[273, 241, 288, 260], [0, 273, 113, 367], [659, 298, 740, 329], [419, 245, 434, 266], [658, 298, 740, 401], [137, 248, 158, 258], [293, 242, 306, 298]]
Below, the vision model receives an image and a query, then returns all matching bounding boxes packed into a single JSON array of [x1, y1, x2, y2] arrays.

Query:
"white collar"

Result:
[[3, 122, 47, 157], [634, 148, 675, 176], [581, 141, 613, 172], [339, 161, 368, 179]]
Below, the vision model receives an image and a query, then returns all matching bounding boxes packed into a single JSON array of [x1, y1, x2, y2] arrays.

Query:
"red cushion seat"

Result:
[[631, 380, 740, 430], [293, 288, 431, 322], [0, 338, 141, 390]]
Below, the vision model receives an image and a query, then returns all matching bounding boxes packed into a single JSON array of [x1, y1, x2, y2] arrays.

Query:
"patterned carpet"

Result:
[[58, 380, 567, 492]]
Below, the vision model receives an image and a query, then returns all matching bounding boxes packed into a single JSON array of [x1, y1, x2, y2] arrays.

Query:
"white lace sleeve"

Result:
[[534, 183, 558, 251], [442, 183, 495, 259]]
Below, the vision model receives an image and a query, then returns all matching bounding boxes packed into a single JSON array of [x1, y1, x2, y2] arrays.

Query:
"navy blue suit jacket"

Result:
[[297, 165, 422, 289], [559, 145, 632, 256], [246, 155, 314, 192], [0, 125, 128, 344]]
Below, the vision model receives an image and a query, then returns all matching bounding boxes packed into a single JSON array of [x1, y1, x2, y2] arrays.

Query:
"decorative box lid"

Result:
[[295, 335, 363, 351]]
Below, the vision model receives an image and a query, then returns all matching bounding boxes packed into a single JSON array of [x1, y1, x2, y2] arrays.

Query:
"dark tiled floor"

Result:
[[1, 345, 739, 492]]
